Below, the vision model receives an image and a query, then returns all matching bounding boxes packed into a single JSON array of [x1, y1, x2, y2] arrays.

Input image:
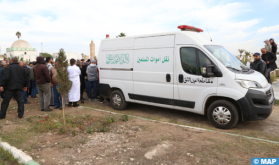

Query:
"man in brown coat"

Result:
[[33, 56, 52, 111]]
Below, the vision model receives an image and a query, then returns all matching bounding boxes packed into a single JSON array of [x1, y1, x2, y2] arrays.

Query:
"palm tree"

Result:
[[118, 33, 126, 37], [16, 31, 21, 40], [244, 51, 251, 61], [237, 49, 245, 58]]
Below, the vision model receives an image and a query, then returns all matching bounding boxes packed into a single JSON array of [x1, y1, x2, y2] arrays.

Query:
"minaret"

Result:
[[90, 40, 95, 59]]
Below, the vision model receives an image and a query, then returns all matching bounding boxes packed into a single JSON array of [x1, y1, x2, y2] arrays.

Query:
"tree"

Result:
[[56, 48, 72, 125], [39, 53, 53, 58], [16, 31, 21, 40], [118, 32, 126, 37], [238, 49, 245, 58], [20, 57, 23, 62]]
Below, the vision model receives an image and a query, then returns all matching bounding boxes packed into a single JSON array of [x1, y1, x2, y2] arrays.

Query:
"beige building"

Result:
[[81, 54, 89, 61], [90, 40, 95, 59]]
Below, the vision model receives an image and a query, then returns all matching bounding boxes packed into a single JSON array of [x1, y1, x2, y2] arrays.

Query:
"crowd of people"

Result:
[[251, 38, 277, 83], [0, 56, 101, 119]]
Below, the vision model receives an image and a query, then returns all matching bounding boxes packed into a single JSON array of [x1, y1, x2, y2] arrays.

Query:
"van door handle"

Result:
[[166, 74, 171, 82], [179, 74, 183, 83]]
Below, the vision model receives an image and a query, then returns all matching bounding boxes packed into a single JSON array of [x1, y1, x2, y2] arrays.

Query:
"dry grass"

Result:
[[0, 113, 118, 151]]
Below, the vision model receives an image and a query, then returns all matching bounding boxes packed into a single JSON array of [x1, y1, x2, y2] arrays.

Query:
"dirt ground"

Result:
[[0, 97, 279, 165], [81, 98, 279, 142]]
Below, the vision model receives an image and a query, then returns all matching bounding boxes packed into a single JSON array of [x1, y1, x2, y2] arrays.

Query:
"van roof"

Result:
[[101, 31, 218, 46]]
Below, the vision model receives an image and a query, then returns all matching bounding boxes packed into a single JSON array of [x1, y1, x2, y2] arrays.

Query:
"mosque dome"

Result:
[[11, 39, 31, 48]]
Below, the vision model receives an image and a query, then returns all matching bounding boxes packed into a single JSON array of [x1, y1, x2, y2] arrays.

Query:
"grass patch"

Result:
[[0, 113, 119, 151], [0, 146, 24, 165], [0, 128, 33, 149], [27, 113, 117, 135]]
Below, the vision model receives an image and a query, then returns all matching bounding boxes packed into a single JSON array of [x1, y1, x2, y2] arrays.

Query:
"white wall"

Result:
[[53, 52, 77, 63], [7, 51, 37, 62]]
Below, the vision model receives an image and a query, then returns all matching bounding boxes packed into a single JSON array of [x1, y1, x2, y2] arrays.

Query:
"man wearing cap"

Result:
[[252, 53, 268, 80], [264, 39, 272, 52], [270, 38, 277, 55], [261, 48, 277, 83]]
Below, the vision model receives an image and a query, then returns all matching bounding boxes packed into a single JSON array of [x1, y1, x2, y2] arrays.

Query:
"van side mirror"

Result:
[[202, 63, 215, 78]]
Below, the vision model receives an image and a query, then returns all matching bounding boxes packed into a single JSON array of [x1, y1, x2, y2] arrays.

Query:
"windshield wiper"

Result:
[[240, 66, 250, 72], [226, 66, 242, 72]]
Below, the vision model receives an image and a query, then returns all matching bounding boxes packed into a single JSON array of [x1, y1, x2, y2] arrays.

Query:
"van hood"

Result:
[[235, 71, 268, 88]]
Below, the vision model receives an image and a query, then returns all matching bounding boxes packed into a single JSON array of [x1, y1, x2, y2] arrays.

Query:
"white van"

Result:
[[98, 25, 274, 129]]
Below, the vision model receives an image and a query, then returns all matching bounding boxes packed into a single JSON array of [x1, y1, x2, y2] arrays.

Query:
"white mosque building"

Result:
[[6, 39, 37, 61]]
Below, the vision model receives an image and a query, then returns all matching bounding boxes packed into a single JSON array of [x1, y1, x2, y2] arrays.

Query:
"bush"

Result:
[[122, 115, 128, 121]]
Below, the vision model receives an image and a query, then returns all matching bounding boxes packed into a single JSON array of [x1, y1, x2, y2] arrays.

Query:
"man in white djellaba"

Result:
[[67, 59, 81, 107]]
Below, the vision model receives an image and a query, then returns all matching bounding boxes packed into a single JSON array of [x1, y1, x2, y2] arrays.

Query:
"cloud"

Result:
[[271, 33, 279, 38], [0, 0, 274, 58], [258, 25, 279, 34]]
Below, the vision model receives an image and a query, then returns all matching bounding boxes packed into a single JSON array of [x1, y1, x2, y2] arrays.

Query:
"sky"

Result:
[[0, 0, 279, 59]]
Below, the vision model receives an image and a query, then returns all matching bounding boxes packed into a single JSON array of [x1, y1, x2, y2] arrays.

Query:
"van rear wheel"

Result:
[[110, 90, 127, 110], [207, 100, 239, 129]]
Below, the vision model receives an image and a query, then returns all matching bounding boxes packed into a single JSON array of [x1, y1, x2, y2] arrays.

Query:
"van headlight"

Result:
[[235, 80, 262, 88]]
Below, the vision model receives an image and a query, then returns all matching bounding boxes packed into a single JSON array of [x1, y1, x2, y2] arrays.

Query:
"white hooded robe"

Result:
[[67, 65, 81, 102]]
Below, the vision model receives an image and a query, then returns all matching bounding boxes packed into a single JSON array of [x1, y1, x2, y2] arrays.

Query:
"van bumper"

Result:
[[237, 88, 274, 121]]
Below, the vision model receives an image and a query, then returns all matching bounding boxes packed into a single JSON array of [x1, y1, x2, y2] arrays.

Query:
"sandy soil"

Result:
[[0, 98, 279, 165]]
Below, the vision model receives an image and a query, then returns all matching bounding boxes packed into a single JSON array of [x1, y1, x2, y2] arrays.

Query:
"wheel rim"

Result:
[[112, 94, 122, 108], [212, 106, 231, 125]]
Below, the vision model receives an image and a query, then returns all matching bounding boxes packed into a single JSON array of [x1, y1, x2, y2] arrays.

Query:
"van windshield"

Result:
[[204, 45, 249, 71]]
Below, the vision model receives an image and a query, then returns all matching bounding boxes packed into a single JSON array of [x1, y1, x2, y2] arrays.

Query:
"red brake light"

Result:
[[178, 25, 203, 32]]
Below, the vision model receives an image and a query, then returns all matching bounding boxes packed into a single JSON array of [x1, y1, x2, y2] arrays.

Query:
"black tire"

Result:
[[207, 100, 239, 129], [110, 90, 127, 110]]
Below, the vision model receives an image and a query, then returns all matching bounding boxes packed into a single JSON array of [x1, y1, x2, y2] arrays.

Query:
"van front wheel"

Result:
[[110, 90, 127, 110], [207, 100, 239, 129]]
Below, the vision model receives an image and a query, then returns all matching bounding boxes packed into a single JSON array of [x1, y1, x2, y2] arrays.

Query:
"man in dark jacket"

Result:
[[77, 61, 86, 103], [34, 56, 52, 111], [0, 57, 28, 119], [270, 38, 277, 55], [22, 62, 31, 104], [252, 53, 268, 80], [0, 62, 7, 99], [261, 48, 277, 83]]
